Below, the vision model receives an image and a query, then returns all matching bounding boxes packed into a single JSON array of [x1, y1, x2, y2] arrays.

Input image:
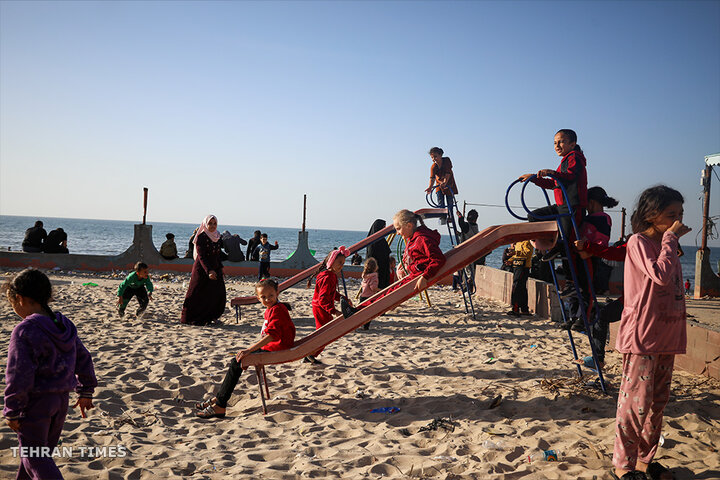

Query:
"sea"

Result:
[[2, 215, 717, 282]]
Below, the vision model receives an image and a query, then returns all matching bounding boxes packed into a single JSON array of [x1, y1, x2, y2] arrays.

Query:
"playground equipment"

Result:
[[241, 221, 558, 414], [505, 174, 608, 394], [229, 208, 449, 321], [425, 192, 477, 319]]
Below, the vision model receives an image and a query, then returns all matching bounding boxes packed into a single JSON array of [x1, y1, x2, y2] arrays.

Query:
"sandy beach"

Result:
[[1, 268, 719, 479]]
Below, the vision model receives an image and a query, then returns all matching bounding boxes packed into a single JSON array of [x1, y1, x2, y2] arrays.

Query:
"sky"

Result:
[[1, 1, 719, 246]]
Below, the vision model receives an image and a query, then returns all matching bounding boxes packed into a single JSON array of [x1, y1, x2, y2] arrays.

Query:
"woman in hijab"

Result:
[[365, 219, 392, 290], [181, 215, 227, 326]]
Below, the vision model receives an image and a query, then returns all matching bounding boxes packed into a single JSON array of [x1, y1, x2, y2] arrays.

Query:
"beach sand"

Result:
[[1, 269, 719, 479]]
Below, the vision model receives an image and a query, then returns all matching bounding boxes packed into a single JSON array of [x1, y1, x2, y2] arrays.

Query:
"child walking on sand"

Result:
[[254, 233, 279, 280], [4, 268, 97, 479], [611, 185, 690, 480], [196, 279, 295, 419], [360, 257, 379, 330], [306, 246, 353, 363], [117, 261, 153, 317]]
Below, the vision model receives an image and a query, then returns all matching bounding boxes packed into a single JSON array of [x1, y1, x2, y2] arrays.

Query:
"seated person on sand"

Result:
[[42, 228, 69, 254], [220, 230, 248, 262], [195, 279, 295, 419], [21, 220, 47, 253], [160, 233, 179, 260]]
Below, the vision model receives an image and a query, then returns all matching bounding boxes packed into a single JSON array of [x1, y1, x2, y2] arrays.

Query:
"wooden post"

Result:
[[701, 166, 712, 251], [620, 207, 626, 241], [463, 201, 467, 216], [142, 187, 148, 225], [302, 194, 307, 233]]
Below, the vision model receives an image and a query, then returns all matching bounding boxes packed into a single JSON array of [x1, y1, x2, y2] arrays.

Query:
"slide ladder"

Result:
[[505, 175, 608, 394], [426, 192, 477, 319], [241, 221, 558, 414]]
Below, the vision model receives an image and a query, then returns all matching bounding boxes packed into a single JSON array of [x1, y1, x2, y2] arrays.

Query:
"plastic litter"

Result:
[[370, 407, 399, 414], [482, 440, 506, 450], [529, 344, 537, 348], [82, 282, 99, 287], [432, 456, 457, 462], [527, 449, 561, 462]]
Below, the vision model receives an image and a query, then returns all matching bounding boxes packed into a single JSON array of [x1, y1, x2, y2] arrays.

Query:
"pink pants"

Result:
[[612, 353, 675, 471]]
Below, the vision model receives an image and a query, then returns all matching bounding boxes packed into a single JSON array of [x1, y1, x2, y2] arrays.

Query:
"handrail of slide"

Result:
[[230, 208, 448, 307], [241, 220, 558, 368]]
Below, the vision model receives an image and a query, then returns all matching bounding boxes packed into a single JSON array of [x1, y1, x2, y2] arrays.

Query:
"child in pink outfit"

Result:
[[359, 258, 379, 330], [611, 185, 691, 480]]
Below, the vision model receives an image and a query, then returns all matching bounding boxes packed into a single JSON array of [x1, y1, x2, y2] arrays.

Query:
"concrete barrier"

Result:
[[473, 265, 561, 320]]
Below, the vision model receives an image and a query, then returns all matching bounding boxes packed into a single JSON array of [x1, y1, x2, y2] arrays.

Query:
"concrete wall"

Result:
[[473, 265, 561, 320], [609, 322, 720, 380]]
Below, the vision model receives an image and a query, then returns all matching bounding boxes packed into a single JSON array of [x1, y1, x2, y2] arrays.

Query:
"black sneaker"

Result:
[[558, 320, 574, 330], [135, 308, 146, 318], [506, 310, 520, 317], [304, 355, 322, 365], [571, 319, 586, 333], [118, 308, 125, 317], [559, 282, 576, 296]]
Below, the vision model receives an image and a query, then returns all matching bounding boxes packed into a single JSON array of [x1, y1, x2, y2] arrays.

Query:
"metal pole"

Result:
[[302, 194, 307, 233], [701, 166, 712, 251], [620, 207, 626, 241], [142, 187, 148, 225]]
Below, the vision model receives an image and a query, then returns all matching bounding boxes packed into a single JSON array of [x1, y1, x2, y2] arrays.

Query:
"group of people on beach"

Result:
[[3, 130, 689, 480], [21, 221, 69, 254]]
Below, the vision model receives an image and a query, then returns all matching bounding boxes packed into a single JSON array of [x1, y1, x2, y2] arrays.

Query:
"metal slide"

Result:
[[230, 208, 449, 320], [241, 221, 558, 414]]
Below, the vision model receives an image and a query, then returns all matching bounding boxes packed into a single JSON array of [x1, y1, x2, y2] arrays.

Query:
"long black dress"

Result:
[[181, 232, 226, 325], [366, 219, 392, 289]]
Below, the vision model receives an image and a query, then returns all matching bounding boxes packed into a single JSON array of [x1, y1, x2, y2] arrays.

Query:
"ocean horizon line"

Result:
[[0, 214, 368, 234]]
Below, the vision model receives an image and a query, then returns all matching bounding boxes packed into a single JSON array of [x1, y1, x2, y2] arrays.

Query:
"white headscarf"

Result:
[[193, 215, 220, 259]]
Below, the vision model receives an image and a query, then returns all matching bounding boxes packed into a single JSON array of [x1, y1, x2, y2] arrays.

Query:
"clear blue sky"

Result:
[[1, 1, 719, 246]]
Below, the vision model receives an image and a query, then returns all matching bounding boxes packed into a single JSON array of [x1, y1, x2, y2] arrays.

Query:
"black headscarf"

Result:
[[366, 219, 392, 289]]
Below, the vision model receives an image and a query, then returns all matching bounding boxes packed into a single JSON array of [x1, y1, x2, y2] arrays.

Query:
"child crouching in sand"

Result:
[[117, 261, 153, 318], [196, 279, 295, 418], [4, 268, 97, 479]]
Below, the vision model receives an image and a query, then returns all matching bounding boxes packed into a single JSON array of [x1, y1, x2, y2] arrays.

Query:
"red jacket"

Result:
[[403, 225, 446, 279], [532, 150, 588, 207], [585, 242, 627, 262], [260, 302, 295, 351], [311, 270, 341, 315]]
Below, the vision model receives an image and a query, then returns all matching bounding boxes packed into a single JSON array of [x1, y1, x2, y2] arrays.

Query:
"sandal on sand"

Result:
[[196, 405, 225, 419], [647, 462, 675, 480], [610, 470, 647, 480], [195, 398, 216, 410]]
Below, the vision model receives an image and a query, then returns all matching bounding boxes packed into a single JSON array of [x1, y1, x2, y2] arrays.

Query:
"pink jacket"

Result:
[[361, 272, 379, 298], [615, 231, 686, 355]]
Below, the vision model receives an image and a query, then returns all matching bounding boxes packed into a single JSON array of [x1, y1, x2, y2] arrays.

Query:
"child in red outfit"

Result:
[[518, 129, 588, 260], [611, 185, 691, 480], [307, 246, 352, 363], [196, 279, 295, 418], [393, 209, 446, 292]]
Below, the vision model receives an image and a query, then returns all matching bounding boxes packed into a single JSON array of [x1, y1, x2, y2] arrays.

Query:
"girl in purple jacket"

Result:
[[4, 268, 97, 480]]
